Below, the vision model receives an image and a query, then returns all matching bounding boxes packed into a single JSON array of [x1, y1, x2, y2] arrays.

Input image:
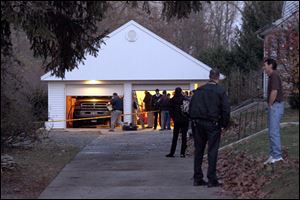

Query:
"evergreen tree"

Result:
[[199, 45, 237, 75], [235, 1, 283, 71], [1, 1, 205, 78]]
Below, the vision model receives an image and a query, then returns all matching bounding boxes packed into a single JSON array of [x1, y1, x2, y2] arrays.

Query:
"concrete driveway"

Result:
[[39, 130, 229, 199]]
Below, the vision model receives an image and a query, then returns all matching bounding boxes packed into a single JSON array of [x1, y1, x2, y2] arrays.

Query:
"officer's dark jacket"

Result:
[[189, 82, 230, 128], [169, 94, 189, 123], [151, 94, 162, 110], [143, 93, 152, 111]]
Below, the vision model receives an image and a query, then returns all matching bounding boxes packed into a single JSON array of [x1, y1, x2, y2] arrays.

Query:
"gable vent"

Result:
[[126, 30, 137, 42]]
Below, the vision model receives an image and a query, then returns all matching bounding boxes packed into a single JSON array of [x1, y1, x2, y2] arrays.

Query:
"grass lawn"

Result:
[[1, 141, 80, 199], [282, 108, 299, 123], [234, 125, 299, 199]]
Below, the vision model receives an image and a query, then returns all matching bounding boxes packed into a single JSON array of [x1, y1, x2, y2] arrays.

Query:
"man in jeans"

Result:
[[109, 93, 123, 132], [159, 90, 171, 130], [263, 58, 284, 165]]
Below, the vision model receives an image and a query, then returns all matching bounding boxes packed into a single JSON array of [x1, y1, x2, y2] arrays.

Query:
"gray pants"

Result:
[[111, 110, 122, 129], [147, 112, 154, 127], [161, 110, 170, 129]]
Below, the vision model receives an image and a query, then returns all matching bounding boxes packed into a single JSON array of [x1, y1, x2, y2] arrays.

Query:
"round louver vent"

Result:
[[126, 30, 137, 42]]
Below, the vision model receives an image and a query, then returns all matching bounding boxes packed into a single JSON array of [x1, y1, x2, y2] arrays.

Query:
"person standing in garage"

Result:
[[143, 91, 153, 128], [109, 93, 123, 132], [159, 90, 171, 131], [151, 89, 162, 130]]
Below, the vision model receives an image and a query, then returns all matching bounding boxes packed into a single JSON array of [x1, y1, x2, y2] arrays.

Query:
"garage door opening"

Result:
[[66, 96, 114, 128], [133, 90, 189, 128]]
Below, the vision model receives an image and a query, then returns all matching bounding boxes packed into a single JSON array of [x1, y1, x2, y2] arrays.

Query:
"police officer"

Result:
[[189, 69, 230, 187]]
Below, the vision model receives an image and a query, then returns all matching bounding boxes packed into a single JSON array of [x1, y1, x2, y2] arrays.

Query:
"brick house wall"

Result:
[[262, 11, 299, 100]]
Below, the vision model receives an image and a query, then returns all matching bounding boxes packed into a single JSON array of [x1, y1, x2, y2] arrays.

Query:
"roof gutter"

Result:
[[256, 33, 264, 41]]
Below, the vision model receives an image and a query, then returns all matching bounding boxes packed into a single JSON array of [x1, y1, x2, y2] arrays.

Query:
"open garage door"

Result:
[[132, 84, 189, 91], [66, 84, 123, 128], [66, 84, 123, 96], [132, 84, 190, 129]]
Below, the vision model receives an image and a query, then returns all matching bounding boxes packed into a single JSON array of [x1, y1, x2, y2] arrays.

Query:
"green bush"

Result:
[[1, 86, 48, 149], [25, 87, 48, 121]]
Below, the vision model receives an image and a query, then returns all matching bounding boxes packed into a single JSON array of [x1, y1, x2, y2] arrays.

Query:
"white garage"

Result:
[[41, 20, 222, 129]]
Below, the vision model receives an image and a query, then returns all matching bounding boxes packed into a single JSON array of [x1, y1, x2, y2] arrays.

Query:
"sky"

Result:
[[234, 1, 244, 30]]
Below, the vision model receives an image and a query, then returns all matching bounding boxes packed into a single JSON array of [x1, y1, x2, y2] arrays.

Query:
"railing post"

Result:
[[238, 112, 242, 140], [261, 101, 265, 130], [244, 108, 248, 137], [249, 106, 254, 134], [255, 101, 259, 132]]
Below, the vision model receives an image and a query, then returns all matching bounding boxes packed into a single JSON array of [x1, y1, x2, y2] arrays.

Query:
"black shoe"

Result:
[[153, 127, 157, 130], [207, 180, 223, 188], [165, 154, 174, 158], [193, 180, 208, 186], [180, 154, 185, 158]]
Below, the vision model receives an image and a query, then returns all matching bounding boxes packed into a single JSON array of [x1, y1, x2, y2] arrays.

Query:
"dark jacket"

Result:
[[159, 95, 170, 111], [151, 94, 162, 110], [169, 93, 189, 123], [111, 96, 123, 111], [143, 92, 152, 111], [189, 81, 230, 128]]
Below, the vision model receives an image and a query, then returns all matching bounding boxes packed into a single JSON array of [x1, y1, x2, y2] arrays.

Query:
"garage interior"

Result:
[[66, 96, 114, 128], [132, 90, 189, 129], [66, 88, 191, 129]]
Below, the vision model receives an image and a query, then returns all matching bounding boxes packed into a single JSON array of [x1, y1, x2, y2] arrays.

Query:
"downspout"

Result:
[[255, 32, 266, 99]]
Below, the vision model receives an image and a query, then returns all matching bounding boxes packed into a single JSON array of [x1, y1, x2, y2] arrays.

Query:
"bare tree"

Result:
[[96, 1, 209, 58], [204, 1, 240, 48]]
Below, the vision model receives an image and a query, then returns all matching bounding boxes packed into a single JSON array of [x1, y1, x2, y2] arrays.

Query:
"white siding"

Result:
[[47, 82, 65, 129], [123, 83, 132, 123], [282, 1, 299, 18]]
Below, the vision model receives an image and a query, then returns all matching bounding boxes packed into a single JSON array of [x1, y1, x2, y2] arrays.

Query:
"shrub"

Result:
[[1, 71, 48, 149], [25, 87, 48, 121], [288, 92, 299, 110]]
